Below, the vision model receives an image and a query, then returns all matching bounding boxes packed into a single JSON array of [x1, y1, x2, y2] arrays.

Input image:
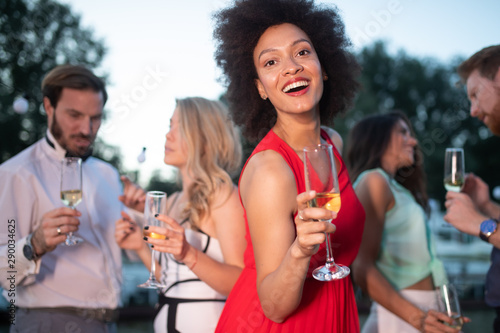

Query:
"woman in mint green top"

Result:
[[356, 168, 447, 291], [346, 112, 459, 333]]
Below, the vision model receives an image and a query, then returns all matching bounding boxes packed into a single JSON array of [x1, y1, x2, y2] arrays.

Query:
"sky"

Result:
[[61, 0, 500, 186]]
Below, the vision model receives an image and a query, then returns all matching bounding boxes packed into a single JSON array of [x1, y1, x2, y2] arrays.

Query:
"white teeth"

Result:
[[283, 80, 309, 93]]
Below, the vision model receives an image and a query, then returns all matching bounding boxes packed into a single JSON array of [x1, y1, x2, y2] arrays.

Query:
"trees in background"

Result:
[[0, 0, 122, 169], [233, 41, 500, 202], [335, 41, 500, 202], [1, 1, 497, 202]]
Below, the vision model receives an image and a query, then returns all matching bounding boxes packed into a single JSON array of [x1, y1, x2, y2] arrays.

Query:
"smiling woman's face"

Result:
[[253, 23, 324, 116], [383, 119, 418, 171]]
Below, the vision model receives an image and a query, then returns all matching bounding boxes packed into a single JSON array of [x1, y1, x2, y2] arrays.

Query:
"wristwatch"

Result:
[[23, 233, 39, 261], [479, 219, 499, 243]]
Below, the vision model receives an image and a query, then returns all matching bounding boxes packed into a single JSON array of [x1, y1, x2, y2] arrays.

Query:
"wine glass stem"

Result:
[[67, 206, 75, 239], [324, 219, 335, 267], [150, 248, 158, 282], [324, 232, 335, 267]]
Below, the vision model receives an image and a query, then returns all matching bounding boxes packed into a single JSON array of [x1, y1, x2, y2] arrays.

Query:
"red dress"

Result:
[[216, 129, 365, 333]]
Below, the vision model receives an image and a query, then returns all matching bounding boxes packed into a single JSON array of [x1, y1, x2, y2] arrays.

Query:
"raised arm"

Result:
[[118, 175, 146, 212], [239, 150, 335, 323], [462, 173, 500, 219], [144, 185, 246, 296], [115, 211, 152, 269], [444, 191, 500, 249], [0, 171, 80, 288]]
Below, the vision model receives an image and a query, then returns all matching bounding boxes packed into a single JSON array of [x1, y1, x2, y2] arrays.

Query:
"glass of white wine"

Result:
[[60, 157, 84, 246], [437, 283, 464, 330], [138, 191, 168, 289], [303, 144, 349, 281], [444, 148, 465, 192]]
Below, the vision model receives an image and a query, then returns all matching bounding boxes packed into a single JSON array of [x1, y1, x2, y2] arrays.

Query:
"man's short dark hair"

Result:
[[41, 64, 107, 108], [458, 45, 500, 83]]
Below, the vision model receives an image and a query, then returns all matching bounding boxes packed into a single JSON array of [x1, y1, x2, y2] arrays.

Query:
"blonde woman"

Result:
[[115, 97, 246, 332]]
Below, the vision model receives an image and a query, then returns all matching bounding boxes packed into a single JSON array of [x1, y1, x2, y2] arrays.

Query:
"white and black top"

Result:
[[154, 194, 226, 333]]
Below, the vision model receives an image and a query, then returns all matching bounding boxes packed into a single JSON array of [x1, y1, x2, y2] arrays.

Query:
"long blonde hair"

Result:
[[176, 97, 242, 228]]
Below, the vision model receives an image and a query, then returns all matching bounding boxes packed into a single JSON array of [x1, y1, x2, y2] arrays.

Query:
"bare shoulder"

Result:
[[211, 181, 236, 205], [211, 184, 246, 268], [211, 184, 244, 230], [241, 149, 296, 196], [355, 170, 394, 211], [211, 183, 241, 214], [239, 149, 297, 226], [321, 126, 343, 153], [356, 170, 390, 192]]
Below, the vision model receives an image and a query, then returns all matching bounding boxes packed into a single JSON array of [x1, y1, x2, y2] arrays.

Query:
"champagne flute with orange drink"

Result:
[[303, 144, 348, 281], [138, 191, 167, 289]]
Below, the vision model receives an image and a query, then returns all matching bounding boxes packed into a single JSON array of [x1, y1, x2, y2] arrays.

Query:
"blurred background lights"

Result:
[[137, 147, 146, 163], [13, 96, 29, 114], [493, 186, 500, 200]]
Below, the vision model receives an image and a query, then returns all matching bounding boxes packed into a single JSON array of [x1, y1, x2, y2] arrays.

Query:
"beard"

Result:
[[51, 112, 95, 157], [489, 93, 500, 136]]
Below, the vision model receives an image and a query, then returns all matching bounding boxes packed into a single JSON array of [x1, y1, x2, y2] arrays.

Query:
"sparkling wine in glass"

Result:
[[437, 284, 464, 330], [60, 157, 84, 246], [303, 143, 349, 281], [138, 191, 167, 289], [444, 148, 465, 192]]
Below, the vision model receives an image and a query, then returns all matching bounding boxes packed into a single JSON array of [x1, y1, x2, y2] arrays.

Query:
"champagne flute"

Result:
[[444, 148, 465, 192], [437, 283, 464, 330], [60, 157, 84, 246], [138, 191, 167, 289], [303, 144, 349, 281]]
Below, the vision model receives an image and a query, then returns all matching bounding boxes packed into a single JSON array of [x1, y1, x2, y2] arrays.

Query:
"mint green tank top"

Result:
[[354, 168, 447, 290]]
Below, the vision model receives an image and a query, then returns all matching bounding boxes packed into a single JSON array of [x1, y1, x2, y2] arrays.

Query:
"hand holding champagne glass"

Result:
[[303, 144, 348, 281], [138, 191, 167, 289], [444, 148, 465, 192], [437, 283, 464, 330], [60, 157, 83, 246]]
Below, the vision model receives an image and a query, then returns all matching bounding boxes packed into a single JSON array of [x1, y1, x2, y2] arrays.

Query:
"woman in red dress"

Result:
[[212, 0, 365, 331]]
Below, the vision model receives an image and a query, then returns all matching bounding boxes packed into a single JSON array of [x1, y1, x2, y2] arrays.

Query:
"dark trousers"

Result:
[[10, 308, 117, 333], [495, 307, 500, 333]]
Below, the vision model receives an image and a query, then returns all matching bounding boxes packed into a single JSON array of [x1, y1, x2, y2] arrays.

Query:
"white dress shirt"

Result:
[[0, 130, 124, 309]]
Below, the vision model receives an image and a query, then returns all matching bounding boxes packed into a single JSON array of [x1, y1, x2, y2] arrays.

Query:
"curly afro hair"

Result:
[[213, 0, 360, 142]]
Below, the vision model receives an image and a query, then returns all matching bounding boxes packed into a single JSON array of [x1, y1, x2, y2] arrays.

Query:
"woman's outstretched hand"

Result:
[[119, 175, 146, 212], [115, 211, 144, 251]]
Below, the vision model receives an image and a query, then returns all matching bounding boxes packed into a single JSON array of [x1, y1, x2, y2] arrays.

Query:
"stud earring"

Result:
[[261, 94, 267, 100]]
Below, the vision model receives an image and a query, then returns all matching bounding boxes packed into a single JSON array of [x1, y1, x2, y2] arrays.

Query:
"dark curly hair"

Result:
[[213, 0, 360, 142]]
